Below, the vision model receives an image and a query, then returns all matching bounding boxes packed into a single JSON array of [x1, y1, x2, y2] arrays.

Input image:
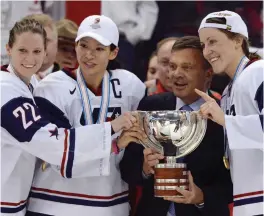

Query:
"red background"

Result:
[[66, 1, 101, 25]]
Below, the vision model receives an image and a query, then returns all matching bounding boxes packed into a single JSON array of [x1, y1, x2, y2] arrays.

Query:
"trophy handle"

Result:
[[136, 111, 164, 154], [142, 116, 164, 154]]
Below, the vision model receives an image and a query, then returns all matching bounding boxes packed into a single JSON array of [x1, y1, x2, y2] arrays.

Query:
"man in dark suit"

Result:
[[120, 36, 233, 216]]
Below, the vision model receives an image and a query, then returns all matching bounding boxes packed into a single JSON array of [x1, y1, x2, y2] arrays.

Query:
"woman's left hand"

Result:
[[117, 125, 146, 149], [195, 89, 225, 127]]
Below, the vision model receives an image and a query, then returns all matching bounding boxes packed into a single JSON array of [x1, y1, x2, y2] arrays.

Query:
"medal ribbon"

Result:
[[76, 67, 110, 125]]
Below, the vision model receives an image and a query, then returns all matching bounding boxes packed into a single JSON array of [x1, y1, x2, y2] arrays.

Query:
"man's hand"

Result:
[[164, 172, 204, 205], [143, 148, 164, 175]]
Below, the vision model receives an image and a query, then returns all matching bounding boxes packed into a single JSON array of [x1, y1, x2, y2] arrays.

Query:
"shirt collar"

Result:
[[176, 96, 206, 111]]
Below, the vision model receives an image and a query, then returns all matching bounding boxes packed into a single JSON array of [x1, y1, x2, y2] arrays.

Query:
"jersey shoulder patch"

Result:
[[1, 97, 49, 142]]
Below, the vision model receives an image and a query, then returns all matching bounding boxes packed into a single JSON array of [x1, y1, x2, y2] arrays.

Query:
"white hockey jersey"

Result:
[[221, 59, 264, 216], [27, 69, 146, 216], [0, 71, 114, 216], [1, 65, 39, 89]]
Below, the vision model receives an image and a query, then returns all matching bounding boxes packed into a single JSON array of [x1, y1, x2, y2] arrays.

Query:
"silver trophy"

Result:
[[136, 110, 207, 197]]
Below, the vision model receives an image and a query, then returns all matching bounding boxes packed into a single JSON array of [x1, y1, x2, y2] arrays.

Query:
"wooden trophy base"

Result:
[[154, 162, 188, 197]]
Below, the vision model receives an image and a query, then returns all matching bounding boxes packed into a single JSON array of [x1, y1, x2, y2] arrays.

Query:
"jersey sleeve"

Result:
[[225, 114, 263, 150], [225, 61, 264, 151], [1, 86, 112, 178]]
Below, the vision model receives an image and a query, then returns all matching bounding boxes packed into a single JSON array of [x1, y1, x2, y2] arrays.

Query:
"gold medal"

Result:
[[42, 162, 47, 171], [223, 156, 230, 170]]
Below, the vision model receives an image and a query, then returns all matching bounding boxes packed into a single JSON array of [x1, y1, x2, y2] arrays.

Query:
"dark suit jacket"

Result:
[[120, 92, 233, 216]]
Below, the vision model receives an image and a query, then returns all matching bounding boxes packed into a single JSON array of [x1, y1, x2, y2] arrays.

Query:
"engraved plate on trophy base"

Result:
[[154, 159, 188, 197]]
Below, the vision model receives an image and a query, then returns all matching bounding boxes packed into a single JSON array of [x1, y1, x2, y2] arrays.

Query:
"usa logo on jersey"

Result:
[[80, 107, 122, 125], [93, 107, 122, 122]]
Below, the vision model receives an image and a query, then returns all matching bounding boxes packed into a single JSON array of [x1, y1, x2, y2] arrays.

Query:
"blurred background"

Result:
[[1, 0, 263, 94]]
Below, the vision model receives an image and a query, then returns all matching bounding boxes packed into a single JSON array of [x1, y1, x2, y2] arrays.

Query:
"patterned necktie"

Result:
[[167, 105, 193, 216], [167, 202, 176, 216]]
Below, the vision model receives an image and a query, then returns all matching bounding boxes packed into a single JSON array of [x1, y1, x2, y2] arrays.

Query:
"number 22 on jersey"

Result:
[[13, 102, 41, 129]]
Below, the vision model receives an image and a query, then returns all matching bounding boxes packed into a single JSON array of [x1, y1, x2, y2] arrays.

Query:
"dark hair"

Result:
[[205, 17, 261, 60], [106, 44, 122, 70], [171, 36, 211, 70], [8, 19, 47, 49]]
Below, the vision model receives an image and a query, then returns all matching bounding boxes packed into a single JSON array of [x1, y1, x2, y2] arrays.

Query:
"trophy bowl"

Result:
[[136, 110, 207, 197]]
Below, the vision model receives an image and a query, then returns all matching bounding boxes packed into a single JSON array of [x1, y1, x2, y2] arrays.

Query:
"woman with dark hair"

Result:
[[26, 15, 146, 216], [196, 10, 263, 216]]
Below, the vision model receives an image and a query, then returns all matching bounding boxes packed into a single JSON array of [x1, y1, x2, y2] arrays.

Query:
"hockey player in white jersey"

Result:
[[26, 15, 146, 216], [196, 10, 264, 216], [0, 19, 139, 216]]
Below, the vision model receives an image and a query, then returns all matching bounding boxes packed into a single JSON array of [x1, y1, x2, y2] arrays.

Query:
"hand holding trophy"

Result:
[[116, 125, 146, 150], [133, 110, 207, 197], [114, 112, 146, 150]]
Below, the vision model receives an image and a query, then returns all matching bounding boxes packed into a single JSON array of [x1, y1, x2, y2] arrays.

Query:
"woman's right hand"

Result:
[[111, 112, 137, 133]]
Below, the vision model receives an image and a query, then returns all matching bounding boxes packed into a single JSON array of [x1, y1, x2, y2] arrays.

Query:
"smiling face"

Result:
[[199, 28, 240, 75], [169, 48, 212, 104], [6, 31, 46, 79], [75, 37, 118, 76]]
